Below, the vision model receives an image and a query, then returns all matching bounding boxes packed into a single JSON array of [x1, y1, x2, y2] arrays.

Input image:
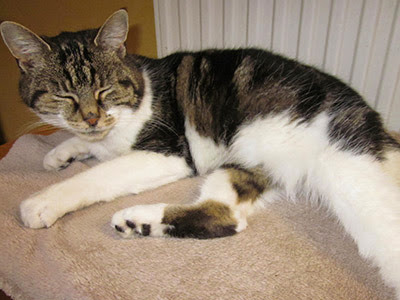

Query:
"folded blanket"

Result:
[[0, 132, 395, 299]]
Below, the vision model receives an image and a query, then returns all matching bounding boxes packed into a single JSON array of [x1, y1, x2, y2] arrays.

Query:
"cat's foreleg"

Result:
[[43, 136, 92, 170], [112, 165, 271, 239], [20, 151, 192, 228]]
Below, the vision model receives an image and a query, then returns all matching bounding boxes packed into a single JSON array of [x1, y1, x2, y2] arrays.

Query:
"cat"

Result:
[[2, 9, 400, 297]]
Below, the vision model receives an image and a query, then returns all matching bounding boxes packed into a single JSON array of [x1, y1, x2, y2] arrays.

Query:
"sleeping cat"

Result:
[[1, 9, 400, 297]]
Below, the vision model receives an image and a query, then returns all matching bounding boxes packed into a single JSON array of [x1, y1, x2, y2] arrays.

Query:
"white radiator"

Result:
[[153, 0, 400, 131]]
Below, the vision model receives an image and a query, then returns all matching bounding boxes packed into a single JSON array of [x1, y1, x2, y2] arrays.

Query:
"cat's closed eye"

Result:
[[53, 94, 77, 102], [95, 86, 113, 100]]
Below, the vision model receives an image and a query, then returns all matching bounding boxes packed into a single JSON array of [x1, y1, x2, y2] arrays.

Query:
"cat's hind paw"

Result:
[[111, 201, 239, 239], [111, 204, 170, 238]]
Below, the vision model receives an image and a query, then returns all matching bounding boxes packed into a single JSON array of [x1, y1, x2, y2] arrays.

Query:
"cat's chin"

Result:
[[74, 129, 111, 142]]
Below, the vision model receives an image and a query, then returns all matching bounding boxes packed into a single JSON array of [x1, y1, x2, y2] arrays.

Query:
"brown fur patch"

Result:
[[176, 54, 229, 141], [162, 200, 237, 239], [233, 56, 255, 96], [223, 165, 271, 203], [176, 54, 215, 138]]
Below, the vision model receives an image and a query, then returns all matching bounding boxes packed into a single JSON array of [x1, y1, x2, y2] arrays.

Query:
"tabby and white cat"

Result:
[[1, 9, 400, 296]]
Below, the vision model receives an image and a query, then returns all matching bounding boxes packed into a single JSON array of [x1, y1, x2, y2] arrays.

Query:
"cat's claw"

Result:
[[111, 204, 170, 238]]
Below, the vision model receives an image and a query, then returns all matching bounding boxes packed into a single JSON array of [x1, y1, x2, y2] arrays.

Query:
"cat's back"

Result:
[[144, 48, 398, 172], [157, 48, 349, 138]]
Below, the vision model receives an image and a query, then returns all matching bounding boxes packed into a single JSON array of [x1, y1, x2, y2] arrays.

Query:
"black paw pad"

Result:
[[115, 225, 124, 233], [142, 224, 151, 236], [126, 220, 136, 229], [59, 157, 75, 169]]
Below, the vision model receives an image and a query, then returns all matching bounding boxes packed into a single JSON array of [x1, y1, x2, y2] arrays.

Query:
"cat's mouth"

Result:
[[74, 127, 112, 141], [67, 116, 117, 141]]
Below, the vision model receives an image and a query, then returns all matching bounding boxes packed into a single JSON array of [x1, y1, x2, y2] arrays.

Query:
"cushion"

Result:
[[0, 132, 395, 299]]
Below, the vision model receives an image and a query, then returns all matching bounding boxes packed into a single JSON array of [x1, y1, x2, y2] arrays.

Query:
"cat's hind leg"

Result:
[[314, 148, 400, 298], [111, 165, 272, 239]]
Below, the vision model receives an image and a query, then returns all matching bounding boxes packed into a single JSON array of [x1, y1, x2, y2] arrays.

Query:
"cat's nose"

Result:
[[85, 117, 99, 127], [83, 113, 99, 127]]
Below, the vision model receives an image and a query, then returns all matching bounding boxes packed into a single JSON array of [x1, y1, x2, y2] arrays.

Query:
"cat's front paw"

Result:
[[20, 196, 61, 228], [43, 138, 90, 170], [111, 204, 170, 238]]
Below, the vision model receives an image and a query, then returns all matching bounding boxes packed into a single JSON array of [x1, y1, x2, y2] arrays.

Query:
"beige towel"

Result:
[[0, 132, 395, 300]]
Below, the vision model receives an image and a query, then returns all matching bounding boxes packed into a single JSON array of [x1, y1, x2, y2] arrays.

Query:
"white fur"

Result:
[[111, 203, 169, 238], [197, 169, 256, 232], [89, 81, 153, 160], [197, 169, 238, 206], [185, 118, 228, 175], [313, 150, 400, 295], [43, 136, 91, 170], [231, 111, 330, 194], [21, 151, 192, 228], [229, 110, 400, 297]]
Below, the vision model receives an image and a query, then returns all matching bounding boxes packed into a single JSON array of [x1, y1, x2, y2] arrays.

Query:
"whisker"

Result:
[[17, 120, 58, 138]]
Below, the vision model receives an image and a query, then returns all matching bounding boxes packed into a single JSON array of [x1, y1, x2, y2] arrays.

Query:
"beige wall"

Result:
[[0, 0, 157, 142]]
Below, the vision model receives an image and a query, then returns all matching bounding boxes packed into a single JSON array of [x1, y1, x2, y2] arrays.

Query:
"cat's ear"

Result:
[[0, 21, 51, 72], [94, 9, 129, 57]]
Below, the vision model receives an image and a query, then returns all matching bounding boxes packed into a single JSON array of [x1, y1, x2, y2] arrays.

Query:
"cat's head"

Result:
[[0, 10, 144, 141]]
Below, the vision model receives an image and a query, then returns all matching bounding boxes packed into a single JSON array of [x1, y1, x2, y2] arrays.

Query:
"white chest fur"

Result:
[[89, 73, 153, 161]]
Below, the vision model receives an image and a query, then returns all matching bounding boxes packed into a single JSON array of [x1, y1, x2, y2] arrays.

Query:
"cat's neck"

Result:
[[87, 71, 154, 161]]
